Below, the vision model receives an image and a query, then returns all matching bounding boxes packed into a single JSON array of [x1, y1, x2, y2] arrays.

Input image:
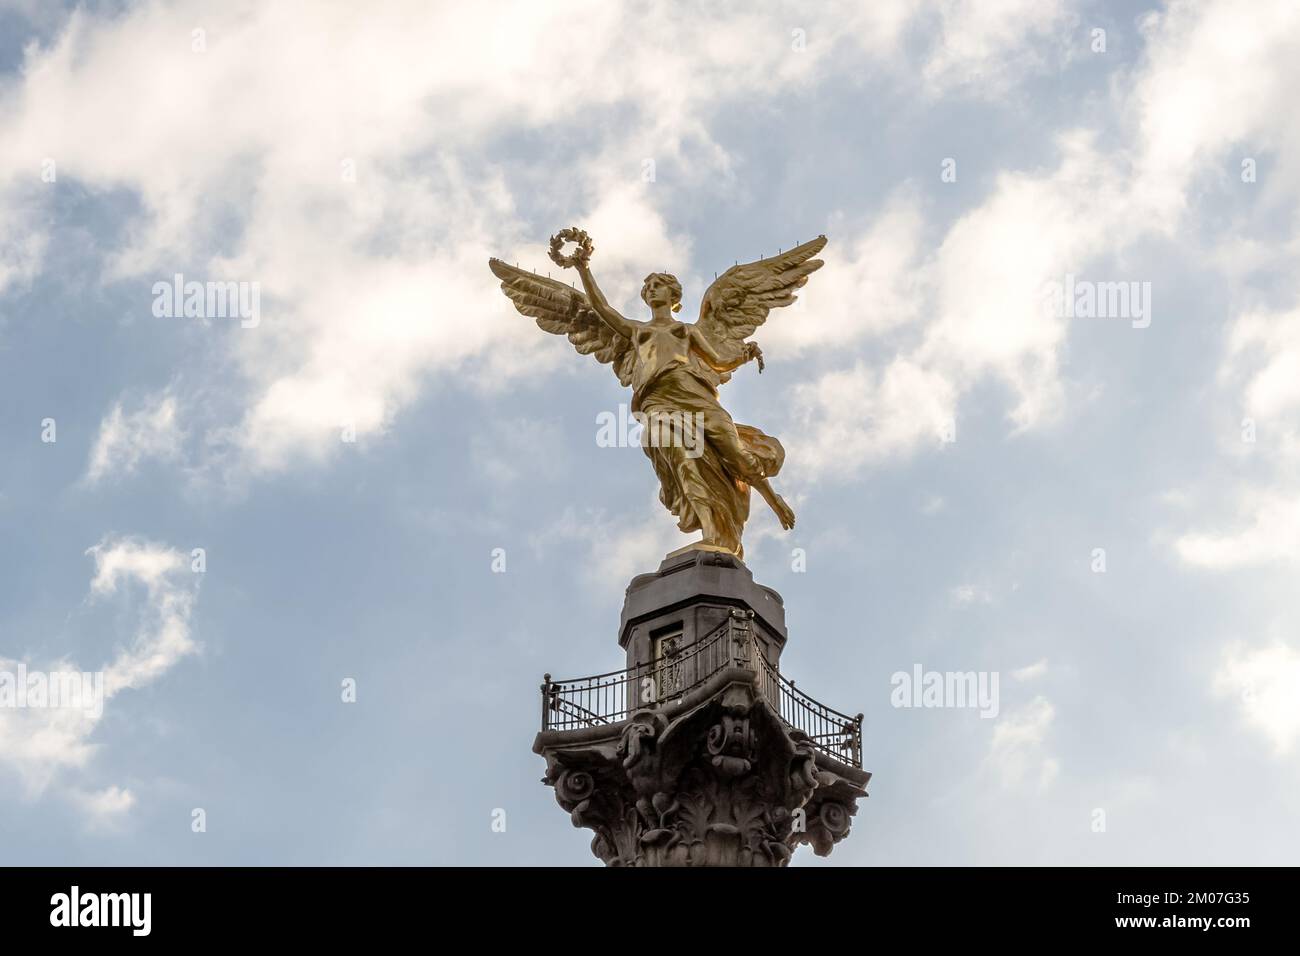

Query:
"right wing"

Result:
[[489, 259, 635, 387], [694, 236, 827, 384]]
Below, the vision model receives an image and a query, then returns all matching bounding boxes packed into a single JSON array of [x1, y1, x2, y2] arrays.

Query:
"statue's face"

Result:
[[642, 274, 678, 309]]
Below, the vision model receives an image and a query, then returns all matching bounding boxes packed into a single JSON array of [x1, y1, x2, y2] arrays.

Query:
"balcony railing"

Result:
[[539, 610, 863, 769]]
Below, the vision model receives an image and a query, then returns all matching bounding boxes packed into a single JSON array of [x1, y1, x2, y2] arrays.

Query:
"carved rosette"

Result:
[[538, 680, 868, 867]]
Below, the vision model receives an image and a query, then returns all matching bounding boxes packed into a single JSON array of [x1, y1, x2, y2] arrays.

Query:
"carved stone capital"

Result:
[[537, 673, 868, 866]]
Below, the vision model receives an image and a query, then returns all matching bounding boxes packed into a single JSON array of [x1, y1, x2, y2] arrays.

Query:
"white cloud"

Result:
[[0, 655, 101, 789], [84, 390, 185, 485], [1176, 489, 1300, 569], [1214, 642, 1300, 754], [0, 198, 47, 297], [1145, 4, 1300, 775], [988, 695, 1058, 791], [0, 537, 198, 812], [87, 537, 199, 695], [788, 358, 957, 482], [1131, 0, 1300, 225], [1173, 304, 1300, 568], [1011, 658, 1048, 682], [1137, 0, 1300, 573], [1143, 2, 1300, 570], [72, 784, 137, 826], [920, 132, 1125, 430], [1229, 311, 1300, 432], [760, 190, 930, 354], [781, 131, 1138, 485], [784, 0, 1300, 491], [922, 0, 1075, 95]]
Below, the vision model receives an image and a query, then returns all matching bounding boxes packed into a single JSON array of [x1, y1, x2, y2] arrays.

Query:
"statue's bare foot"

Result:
[[772, 494, 796, 530]]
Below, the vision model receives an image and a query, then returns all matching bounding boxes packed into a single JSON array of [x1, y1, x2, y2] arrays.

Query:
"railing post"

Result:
[[728, 608, 755, 669], [540, 674, 552, 732]]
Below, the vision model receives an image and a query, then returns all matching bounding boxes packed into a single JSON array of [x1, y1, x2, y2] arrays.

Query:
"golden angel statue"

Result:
[[488, 228, 826, 559]]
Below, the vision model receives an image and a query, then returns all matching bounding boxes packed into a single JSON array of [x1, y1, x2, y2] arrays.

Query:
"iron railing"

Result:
[[539, 616, 735, 732], [753, 649, 863, 767], [539, 610, 863, 768]]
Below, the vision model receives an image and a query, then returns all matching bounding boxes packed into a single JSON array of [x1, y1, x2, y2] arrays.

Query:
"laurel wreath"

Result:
[[548, 227, 594, 268]]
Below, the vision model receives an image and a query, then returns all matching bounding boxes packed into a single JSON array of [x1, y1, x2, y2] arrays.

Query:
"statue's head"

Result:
[[641, 272, 682, 313]]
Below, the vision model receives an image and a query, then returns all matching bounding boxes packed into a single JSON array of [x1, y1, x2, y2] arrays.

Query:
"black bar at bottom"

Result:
[[0, 866, 1287, 941]]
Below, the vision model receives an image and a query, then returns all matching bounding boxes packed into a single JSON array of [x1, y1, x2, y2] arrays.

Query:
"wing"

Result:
[[489, 258, 635, 387], [695, 236, 827, 383]]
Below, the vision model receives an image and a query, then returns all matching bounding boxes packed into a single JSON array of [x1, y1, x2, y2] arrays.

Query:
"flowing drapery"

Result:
[[636, 367, 784, 558]]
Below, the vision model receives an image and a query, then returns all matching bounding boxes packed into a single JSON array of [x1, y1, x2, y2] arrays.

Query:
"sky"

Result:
[[0, 0, 1298, 866]]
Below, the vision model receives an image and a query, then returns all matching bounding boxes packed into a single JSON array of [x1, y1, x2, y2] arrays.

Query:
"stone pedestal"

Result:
[[533, 548, 870, 867]]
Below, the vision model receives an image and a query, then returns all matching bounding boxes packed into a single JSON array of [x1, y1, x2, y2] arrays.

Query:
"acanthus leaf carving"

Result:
[[542, 689, 867, 866]]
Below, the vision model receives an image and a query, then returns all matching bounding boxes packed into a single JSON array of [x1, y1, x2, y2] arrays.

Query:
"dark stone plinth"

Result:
[[620, 547, 787, 673], [533, 548, 870, 867]]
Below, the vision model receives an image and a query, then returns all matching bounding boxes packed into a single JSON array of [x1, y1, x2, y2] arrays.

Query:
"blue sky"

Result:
[[1, 0, 1298, 865]]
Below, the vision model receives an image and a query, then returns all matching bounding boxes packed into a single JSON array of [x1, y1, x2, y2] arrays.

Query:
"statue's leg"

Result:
[[700, 407, 763, 482]]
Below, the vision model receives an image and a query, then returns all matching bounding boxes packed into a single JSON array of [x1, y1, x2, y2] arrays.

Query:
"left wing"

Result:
[[694, 236, 827, 383], [488, 258, 636, 387]]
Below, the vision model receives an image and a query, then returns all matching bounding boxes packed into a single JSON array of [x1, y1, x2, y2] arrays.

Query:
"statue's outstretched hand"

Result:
[[746, 342, 765, 373]]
